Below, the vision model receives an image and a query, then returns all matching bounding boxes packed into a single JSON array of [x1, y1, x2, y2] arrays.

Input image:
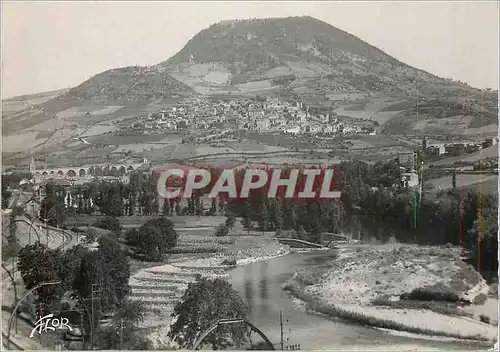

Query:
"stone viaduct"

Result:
[[33, 162, 144, 183]]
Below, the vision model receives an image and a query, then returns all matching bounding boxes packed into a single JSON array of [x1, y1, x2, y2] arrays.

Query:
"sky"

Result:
[[1, 1, 499, 99]]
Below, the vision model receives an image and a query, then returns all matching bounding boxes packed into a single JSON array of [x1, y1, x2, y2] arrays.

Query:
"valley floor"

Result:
[[283, 244, 498, 344]]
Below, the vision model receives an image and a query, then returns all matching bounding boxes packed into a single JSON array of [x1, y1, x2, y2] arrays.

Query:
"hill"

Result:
[[63, 66, 196, 102], [2, 16, 497, 164], [157, 17, 482, 95], [154, 16, 497, 135]]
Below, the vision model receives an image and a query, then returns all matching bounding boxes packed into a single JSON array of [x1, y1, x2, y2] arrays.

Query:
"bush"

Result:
[[83, 229, 97, 244], [215, 224, 229, 237], [400, 287, 473, 305], [94, 216, 122, 233], [221, 259, 237, 266], [472, 293, 488, 305], [479, 314, 491, 324]]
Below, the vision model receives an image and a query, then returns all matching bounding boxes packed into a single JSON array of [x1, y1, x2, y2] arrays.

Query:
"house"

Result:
[[445, 143, 466, 156], [284, 125, 300, 135], [256, 118, 270, 130], [401, 172, 419, 188], [427, 144, 446, 155], [482, 137, 498, 149]]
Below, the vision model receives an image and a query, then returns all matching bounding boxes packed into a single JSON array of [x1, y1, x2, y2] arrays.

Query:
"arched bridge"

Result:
[[191, 318, 275, 350], [33, 162, 144, 183]]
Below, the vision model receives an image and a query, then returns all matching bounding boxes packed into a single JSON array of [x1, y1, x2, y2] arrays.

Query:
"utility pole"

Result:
[[120, 318, 124, 350], [418, 160, 424, 209], [91, 283, 102, 350], [280, 311, 284, 351]]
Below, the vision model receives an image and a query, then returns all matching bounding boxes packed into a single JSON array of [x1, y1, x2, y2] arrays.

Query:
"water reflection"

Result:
[[244, 264, 253, 315], [259, 260, 269, 315]]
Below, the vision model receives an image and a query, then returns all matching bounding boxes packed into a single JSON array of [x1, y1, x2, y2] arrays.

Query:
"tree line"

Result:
[[39, 159, 497, 275], [17, 233, 151, 349]]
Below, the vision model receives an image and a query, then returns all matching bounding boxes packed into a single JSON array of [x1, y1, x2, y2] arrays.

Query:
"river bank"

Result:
[[282, 244, 498, 344]]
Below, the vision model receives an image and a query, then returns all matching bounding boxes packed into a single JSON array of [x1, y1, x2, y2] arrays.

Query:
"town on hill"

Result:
[[2, 12, 498, 352]]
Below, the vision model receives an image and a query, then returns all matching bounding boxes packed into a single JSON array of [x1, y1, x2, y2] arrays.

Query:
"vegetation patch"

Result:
[[371, 295, 472, 317], [283, 280, 490, 342]]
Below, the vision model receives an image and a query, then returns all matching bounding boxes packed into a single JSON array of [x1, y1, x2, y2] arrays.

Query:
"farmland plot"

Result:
[[80, 124, 119, 137], [2, 132, 47, 152], [56, 105, 124, 119]]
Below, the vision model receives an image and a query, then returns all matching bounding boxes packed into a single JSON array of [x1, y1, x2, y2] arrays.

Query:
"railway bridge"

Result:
[[33, 162, 144, 183]]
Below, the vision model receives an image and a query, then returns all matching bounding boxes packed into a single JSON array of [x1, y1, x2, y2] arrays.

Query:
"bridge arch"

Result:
[[50, 171, 55, 176], [119, 166, 126, 175], [67, 169, 77, 177], [57, 170, 64, 177], [79, 169, 86, 177], [42, 171, 48, 178], [127, 166, 134, 171], [94, 166, 103, 176], [191, 319, 274, 350]]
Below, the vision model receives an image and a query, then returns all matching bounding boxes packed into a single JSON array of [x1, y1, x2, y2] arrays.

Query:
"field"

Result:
[[427, 174, 498, 192], [80, 124, 119, 137], [2, 132, 48, 153], [56, 105, 124, 119], [465, 177, 498, 195], [333, 98, 396, 120], [430, 145, 498, 166]]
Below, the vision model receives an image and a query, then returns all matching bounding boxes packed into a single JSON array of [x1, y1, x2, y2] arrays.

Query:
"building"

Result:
[[401, 172, 419, 188], [256, 118, 270, 130], [284, 125, 300, 135], [482, 137, 499, 149]]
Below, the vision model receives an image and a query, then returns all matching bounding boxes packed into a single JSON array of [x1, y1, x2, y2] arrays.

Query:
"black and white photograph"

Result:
[[1, 1, 499, 350]]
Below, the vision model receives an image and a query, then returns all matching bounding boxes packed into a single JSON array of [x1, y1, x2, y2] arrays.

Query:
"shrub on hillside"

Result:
[[215, 224, 229, 237], [472, 293, 488, 305], [94, 216, 122, 233], [399, 287, 473, 305], [221, 259, 237, 266], [128, 217, 178, 261]]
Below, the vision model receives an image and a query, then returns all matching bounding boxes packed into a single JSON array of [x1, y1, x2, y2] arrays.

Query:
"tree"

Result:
[[225, 213, 236, 230], [242, 217, 252, 234], [94, 216, 122, 233], [17, 242, 63, 310], [143, 217, 179, 249], [2, 182, 11, 209], [466, 205, 498, 274], [97, 235, 130, 306], [97, 182, 124, 216], [132, 217, 178, 261], [57, 244, 88, 292], [93, 300, 151, 350], [135, 225, 164, 261], [215, 224, 229, 237], [39, 196, 65, 227], [163, 199, 170, 215], [169, 276, 249, 350]]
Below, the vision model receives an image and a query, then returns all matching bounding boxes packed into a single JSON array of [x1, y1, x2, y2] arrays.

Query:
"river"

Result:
[[227, 250, 491, 350]]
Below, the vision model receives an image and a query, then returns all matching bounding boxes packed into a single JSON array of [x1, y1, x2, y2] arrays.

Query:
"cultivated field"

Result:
[[430, 145, 498, 166], [56, 105, 124, 119], [427, 174, 498, 191]]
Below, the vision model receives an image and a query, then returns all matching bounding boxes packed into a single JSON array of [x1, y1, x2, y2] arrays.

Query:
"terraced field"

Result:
[[129, 264, 228, 323]]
